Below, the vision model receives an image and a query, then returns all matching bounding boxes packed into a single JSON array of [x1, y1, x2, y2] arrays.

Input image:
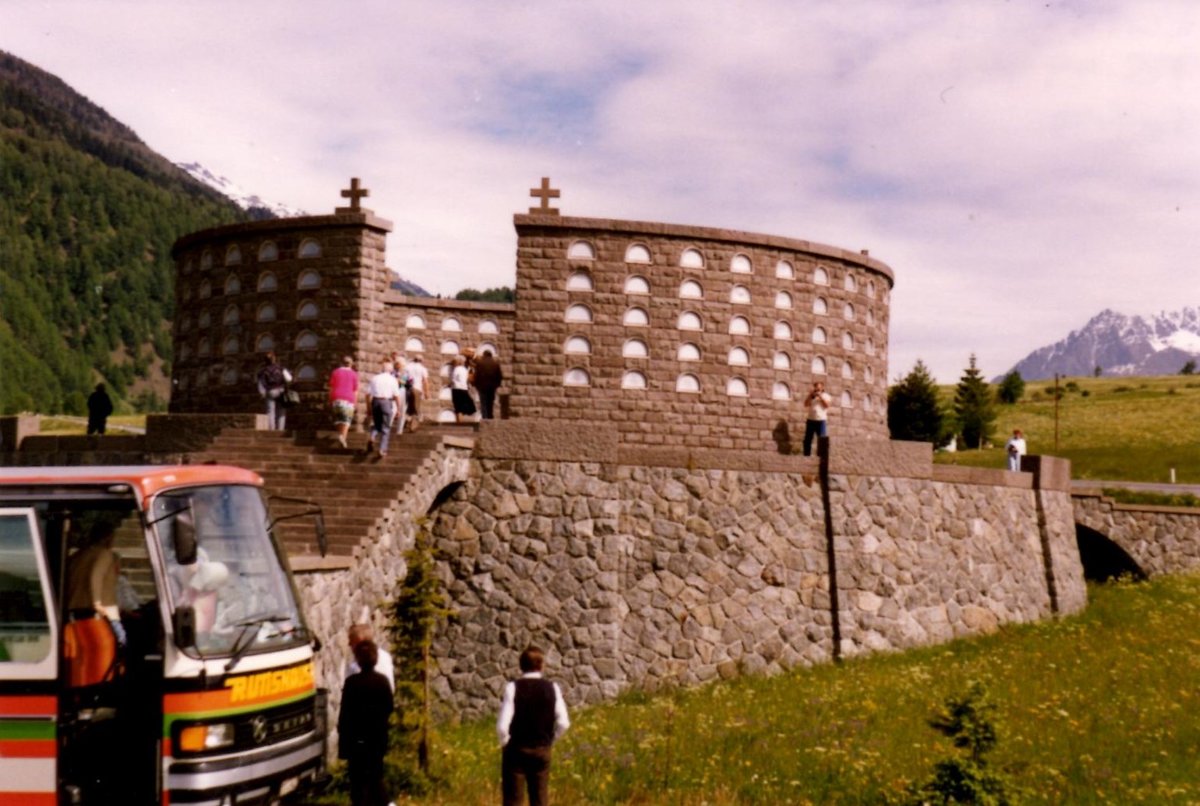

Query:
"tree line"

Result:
[[887, 354, 1025, 450]]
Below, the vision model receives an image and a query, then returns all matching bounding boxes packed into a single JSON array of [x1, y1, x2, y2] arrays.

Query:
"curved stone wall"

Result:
[[509, 215, 894, 450], [170, 211, 394, 420]]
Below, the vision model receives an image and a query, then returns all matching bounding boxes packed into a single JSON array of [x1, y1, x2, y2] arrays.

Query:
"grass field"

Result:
[[934, 374, 1200, 483], [327, 574, 1200, 805]]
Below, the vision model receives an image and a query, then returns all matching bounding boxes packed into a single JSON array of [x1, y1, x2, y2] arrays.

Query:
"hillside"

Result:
[[0, 49, 244, 415], [934, 374, 1200, 482]]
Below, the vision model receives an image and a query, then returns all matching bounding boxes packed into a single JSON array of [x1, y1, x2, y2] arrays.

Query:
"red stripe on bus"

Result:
[[0, 738, 56, 757], [0, 696, 56, 716], [4, 795, 56, 806]]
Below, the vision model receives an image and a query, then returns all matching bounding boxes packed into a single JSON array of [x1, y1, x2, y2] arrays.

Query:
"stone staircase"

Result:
[[191, 424, 477, 561]]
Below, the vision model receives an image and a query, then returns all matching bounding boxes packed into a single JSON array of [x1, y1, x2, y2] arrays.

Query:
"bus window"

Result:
[[153, 486, 305, 658], [0, 509, 55, 672]]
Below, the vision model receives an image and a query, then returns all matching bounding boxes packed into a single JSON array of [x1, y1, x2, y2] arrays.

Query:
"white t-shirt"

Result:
[[345, 646, 395, 692], [1007, 436, 1027, 457], [806, 391, 832, 422], [407, 361, 429, 394], [451, 364, 470, 391], [367, 371, 401, 401]]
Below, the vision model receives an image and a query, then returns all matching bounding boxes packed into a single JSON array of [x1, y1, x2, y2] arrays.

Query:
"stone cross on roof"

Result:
[[529, 177, 560, 216], [338, 177, 369, 212]]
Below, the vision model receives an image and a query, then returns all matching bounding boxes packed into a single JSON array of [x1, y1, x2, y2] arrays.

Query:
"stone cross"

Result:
[[340, 177, 369, 211], [529, 177, 560, 216]]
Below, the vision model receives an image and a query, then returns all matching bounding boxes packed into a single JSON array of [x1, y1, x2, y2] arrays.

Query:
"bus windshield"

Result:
[[152, 485, 305, 658]]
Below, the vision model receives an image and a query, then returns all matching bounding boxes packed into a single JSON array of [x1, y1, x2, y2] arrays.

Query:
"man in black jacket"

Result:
[[496, 646, 570, 806], [471, 349, 504, 420], [338, 640, 394, 806]]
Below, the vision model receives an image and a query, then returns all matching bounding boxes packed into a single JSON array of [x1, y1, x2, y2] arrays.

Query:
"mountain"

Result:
[[1006, 308, 1200, 381], [177, 162, 306, 219], [0, 49, 245, 414]]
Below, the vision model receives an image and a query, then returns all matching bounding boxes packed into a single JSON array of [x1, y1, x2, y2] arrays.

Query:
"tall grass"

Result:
[[347, 575, 1200, 805], [935, 375, 1200, 483]]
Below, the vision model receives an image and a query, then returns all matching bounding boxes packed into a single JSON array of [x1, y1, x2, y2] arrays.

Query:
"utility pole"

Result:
[[1054, 373, 1060, 453]]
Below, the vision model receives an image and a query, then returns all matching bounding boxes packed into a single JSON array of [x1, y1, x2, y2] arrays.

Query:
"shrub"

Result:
[[901, 683, 1018, 805]]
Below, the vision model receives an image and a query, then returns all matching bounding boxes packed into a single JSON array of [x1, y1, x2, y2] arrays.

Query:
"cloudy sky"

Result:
[[5, 0, 1200, 382]]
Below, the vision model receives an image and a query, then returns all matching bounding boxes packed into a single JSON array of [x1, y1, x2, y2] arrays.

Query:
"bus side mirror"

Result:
[[173, 606, 196, 649], [174, 510, 197, 566]]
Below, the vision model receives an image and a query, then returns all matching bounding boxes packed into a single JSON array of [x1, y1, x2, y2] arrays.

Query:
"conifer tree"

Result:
[[954, 354, 997, 449], [887, 360, 945, 444], [996, 370, 1025, 404]]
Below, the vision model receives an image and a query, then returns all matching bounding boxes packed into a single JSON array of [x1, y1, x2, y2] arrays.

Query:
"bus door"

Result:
[[0, 507, 59, 806]]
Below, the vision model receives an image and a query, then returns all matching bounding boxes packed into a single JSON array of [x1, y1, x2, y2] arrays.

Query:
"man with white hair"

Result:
[[365, 361, 403, 457]]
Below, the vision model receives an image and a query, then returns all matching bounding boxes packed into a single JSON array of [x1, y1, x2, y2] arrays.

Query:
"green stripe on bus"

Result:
[[161, 691, 313, 735], [0, 720, 56, 740]]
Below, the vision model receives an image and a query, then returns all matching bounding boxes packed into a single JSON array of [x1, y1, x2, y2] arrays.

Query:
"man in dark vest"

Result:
[[496, 645, 570, 806]]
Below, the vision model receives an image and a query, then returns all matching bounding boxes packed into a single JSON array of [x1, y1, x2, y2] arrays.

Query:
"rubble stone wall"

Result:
[[1073, 492, 1200, 577], [422, 423, 1082, 717]]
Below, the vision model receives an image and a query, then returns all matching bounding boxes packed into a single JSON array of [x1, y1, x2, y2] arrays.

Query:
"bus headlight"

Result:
[[179, 722, 236, 752]]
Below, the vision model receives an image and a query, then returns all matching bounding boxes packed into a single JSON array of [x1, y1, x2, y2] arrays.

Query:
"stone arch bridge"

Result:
[[1072, 489, 1200, 580]]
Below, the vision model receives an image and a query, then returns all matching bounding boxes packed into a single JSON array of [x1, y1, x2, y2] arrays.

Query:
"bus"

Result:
[[0, 464, 329, 805]]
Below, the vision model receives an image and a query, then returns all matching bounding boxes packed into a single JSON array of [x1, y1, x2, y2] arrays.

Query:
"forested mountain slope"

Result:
[[0, 50, 245, 414]]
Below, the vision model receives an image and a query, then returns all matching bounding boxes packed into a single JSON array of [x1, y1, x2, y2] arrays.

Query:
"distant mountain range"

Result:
[[176, 162, 306, 219], [1007, 308, 1200, 381]]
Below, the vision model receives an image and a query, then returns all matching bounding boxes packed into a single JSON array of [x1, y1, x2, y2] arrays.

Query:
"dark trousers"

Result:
[[479, 388, 498, 419], [347, 753, 387, 806], [502, 744, 552, 806], [802, 419, 827, 457]]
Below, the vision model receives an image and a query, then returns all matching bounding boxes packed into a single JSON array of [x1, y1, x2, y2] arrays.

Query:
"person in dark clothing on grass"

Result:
[[338, 640, 394, 806], [87, 383, 114, 435], [497, 645, 570, 806]]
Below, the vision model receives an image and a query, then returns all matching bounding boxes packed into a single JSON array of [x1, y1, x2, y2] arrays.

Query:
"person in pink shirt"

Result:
[[328, 356, 359, 448]]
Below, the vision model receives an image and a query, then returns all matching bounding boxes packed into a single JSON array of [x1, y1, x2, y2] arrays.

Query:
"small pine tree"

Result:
[[953, 355, 997, 450], [1094, 365, 1102, 378], [1181, 360, 1196, 376], [902, 683, 1018, 805], [887, 360, 946, 444], [996, 371, 1025, 405], [388, 523, 452, 789]]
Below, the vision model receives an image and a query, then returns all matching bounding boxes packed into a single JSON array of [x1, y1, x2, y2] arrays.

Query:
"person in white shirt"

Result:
[[1006, 428, 1027, 472], [405, 356, 430, 432], [450, 355, 477, 423], [365, 362, 403, 457], [343, 623, 395, 692], [802, 381, 833, 457], [496, 646, 569, 806]]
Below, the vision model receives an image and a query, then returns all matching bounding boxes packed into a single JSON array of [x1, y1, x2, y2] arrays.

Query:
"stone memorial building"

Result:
[[169, 179, 893, 448]]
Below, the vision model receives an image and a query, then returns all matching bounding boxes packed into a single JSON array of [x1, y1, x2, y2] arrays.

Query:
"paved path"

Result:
[[1072, 479, 1200, 495]]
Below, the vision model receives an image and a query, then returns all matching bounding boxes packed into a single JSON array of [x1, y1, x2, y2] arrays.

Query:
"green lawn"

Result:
[[935, 375, 1200, 483], [322, 575, 1200, 805]]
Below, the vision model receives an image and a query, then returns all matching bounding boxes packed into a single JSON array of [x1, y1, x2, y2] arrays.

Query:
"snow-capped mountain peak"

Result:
[[177, 162, 306, 218], [1007, 306, 1200, 380]]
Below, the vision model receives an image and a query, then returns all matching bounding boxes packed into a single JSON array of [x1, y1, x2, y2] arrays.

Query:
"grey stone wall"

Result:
[[1073, 492, 1200, 577], [423, 424, 1082, 718], [293, 441, 472, 724]]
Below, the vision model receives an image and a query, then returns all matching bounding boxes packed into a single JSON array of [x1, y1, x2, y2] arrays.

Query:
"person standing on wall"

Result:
[[1006, 428, 1027, 471], [256, 351, 292, 431], [365, 361, 403, 457], [86, 382, 114, 435], [497, 646, 570, 806], [406, 355, 429, 432], [802, 381, 832, 457], [338, 640, 394, 806], [450, 355, 477, 423], [472, 349, 503, 420], [328, 356, 358, 449]]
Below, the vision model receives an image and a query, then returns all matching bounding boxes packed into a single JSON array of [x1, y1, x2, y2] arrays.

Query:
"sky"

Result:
[[5, 0, 1200, 382]]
